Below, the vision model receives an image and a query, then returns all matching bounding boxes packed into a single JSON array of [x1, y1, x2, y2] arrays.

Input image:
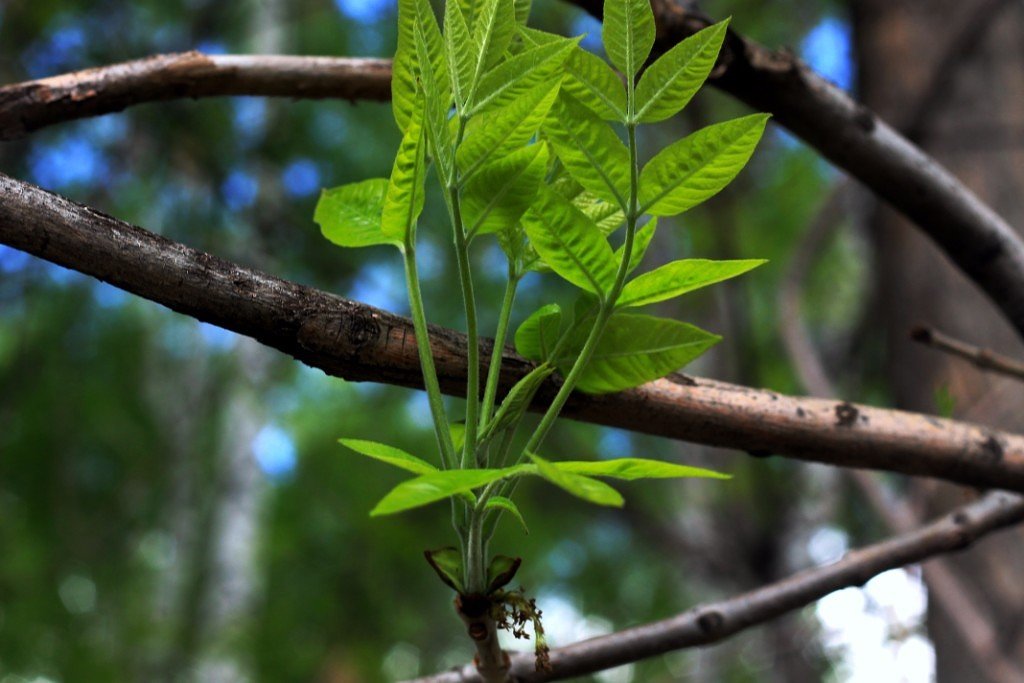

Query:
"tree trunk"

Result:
[[852, 1, 1024, 680]]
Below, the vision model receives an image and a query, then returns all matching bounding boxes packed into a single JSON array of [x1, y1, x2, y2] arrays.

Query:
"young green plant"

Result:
[[315, 0, 768, 670]]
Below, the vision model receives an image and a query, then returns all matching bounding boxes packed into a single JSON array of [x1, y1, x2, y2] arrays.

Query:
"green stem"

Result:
[[402, 245, 457, 470], [449, 118, 481, 469], [480, 268, 519, 434]]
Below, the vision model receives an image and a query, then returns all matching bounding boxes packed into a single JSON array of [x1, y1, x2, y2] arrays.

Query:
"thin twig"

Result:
[[409, 491, 1024, 682], [911, 325, 1024, 382], [4, 173, 1024, 492]]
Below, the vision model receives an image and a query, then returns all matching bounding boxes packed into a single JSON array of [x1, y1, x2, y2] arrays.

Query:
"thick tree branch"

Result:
[[3, 172, 1024, 492], [0, 52, 390, 139], [412, 491, 1024, 682], [2, 26, 1024, 342]]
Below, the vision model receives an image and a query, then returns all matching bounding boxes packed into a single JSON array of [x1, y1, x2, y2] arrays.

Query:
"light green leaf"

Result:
[[340, 438, 438, 475], [446, 0, 478, 114], [602, 0, 655, 79], [463, 144, 548, 238], [484, 496, 529, 533], [556, 457, 730, 480], [528, 453, 624, 507], [614, 217, 657, 272], [639, 113, 769, 216], [573, 192, 625, 235], [514, 303, 562, 361], [425, 547, 464, 591], [634, 20, 729, 123], [482, 364, 554, 440], [370, 467, 526, 516], [393, 0, 447, 132], [474, 0, 516, 72], [513, 0, 531, 26], [562, 47, 627, 121], [544, 94, 631, 210], [315, 179, 400, 248], [618, 258, 765, 308], [449, 421, 467, 454], [381, 112, 428, 242], [473, 39, 576, 114], [521, 186, 619, 295], [557, 313, 720, 393], [414, 21, 453, 178], [457, 79, 561, 183]]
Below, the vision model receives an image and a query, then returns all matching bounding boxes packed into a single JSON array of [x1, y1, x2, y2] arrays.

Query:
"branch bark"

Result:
[[0, 52, 390, 140], [4, 172, 1024, 492], [411, 491, 1024, 682]]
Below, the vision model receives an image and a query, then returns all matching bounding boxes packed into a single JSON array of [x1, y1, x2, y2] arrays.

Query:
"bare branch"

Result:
[[4, 172, 1024, 492], [411, 491, 1024, 682], [912, 325, 1024, 382], [0, 52, 391, 140]]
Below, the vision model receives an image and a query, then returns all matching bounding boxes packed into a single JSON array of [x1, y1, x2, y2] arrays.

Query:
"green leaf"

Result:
[[639, 113, 769, 216], [414, 21, 454, 178], [602, 0, 655, 79], [474, 0, 516, 72], [618, 258, 765, 308], [382, 112, 428, 242], [528, 453, 624, 507], [513, 0, 531, 26], [393, 0, 447, 132], [463, 144, 548, 238], [457, 79, 561, 183], [634, 20, 729, 123], [482, 364, 554, 440], [486, 554, 522, 593], [473, 39, 576, 114], [339, 438, 438, 475], [521, 186, 619, 296], [519, 29, 625, 120], [445, 0, 478, 114], [615, 217, 657, 272], [425, 547, 464, 592], [449, 421, 467, 454], [556, 457, 730, 480], [371, 467, 525, 516], [562, 47, 627, 121], [557, 313, 720, 393], [514, 303, 562, 361], [315, 179, 400, 248], [544, 94, 631, 209], [484, 496, 529, 533]]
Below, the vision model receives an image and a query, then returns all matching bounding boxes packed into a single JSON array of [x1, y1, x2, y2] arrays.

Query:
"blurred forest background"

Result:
[[2, 0, 1021, 680]]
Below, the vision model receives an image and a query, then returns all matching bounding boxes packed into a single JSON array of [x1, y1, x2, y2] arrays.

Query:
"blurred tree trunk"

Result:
[[851, 1, 1024, 680]]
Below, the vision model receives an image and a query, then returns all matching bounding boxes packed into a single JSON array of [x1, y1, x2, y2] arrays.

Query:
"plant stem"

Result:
[[402, 245, 458, 470], [479, 268, 519, 441]]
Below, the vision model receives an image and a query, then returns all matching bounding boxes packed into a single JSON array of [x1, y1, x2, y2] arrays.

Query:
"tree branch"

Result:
[[0, 52, 390, 140], [411, 491, 1024, 682], [911, 325, 1024, 382], [4, 172, 1024, 492]]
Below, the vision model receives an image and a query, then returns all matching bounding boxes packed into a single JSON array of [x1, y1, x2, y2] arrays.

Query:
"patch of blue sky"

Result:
[[801, 17, 854, 92], [0, 245, 30, 274], [404, 392, 434, 430], [417, 241, 443, 280], [281, 159, 322, 198], [221, 169, 259, 211], [198, 322, 238, 351], [252, 424, 298, 480], [313, 110, 348, 149], [151, 22, 188, 52], [29, 136, 110, 190], [231, 98, 268, 146], [347, 261, 407, 313], [92, 281, 129, 308], [23, 23, 86, 78], [334, 0, 394, 24], [570, 13, 603, 53], [480, 244, 507, 283], [81, 116, 128, 146], [597, 427, 631, 459], [196, 39, 228, 55], [44, 262, 86, 287]]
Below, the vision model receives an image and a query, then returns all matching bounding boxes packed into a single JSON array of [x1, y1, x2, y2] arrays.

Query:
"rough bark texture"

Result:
[[852, 0, 1024, 679], [412, 492, 1024, 682], [4, 171, 1024, 493]]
